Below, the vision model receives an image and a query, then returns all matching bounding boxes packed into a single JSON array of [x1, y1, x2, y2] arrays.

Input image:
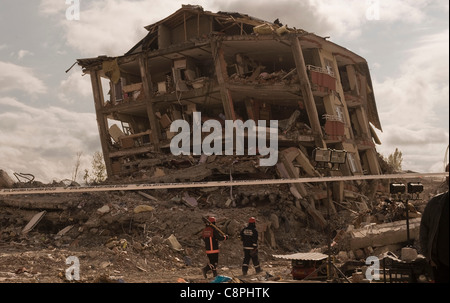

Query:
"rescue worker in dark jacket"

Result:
[[240, 217, 262, 275], [201, 216, 228, 278], [419, 164, 449, 283]]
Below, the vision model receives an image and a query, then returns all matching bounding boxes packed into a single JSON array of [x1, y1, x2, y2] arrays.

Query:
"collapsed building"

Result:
[[76, 5, 383, 224]]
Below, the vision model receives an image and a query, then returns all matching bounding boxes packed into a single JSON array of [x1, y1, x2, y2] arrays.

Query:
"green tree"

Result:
[[387, 148, 403, 172]]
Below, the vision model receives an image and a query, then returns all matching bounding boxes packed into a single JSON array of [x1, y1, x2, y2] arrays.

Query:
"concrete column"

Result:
[[290, 35, 326, 148], [89, 69, 113, 178], [139, 54, 160, 150], [211, 39, 236, 121]]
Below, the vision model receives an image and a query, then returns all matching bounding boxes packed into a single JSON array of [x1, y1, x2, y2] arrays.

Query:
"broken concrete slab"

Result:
[[56, 225, 74, 238], [22, 211, 46, 234], [344, 217, 421, 250], [182, 192, 198, 208], [167, 234, 183, 251], [0, 196, 72, 210]]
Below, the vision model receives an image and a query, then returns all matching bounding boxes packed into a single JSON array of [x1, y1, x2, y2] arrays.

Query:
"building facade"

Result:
[[77, 5, 382, 182]]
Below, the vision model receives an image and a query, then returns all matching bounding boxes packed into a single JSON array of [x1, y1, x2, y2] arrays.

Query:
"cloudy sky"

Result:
[[0, 0, 448, 183]]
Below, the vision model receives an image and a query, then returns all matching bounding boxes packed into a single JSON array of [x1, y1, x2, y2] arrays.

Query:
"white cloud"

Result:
[[58, 66, 92, 104], [59, 0, 191, 56], [38, 0, 68, 16], [0, 61, 47, 95], [373, 29, 449, 172], [209, 0, 436, 39], [17, 49, 34, 60], [0, 97, 101, 183]]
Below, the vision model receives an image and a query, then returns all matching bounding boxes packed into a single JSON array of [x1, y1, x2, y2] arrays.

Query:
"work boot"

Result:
[[255, 266, 262, 274], [212, 270, 218, 277], [242, 266, 248, 276]]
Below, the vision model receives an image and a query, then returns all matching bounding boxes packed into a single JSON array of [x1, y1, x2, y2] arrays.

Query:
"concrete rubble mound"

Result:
[[0, 168, 446, 283]]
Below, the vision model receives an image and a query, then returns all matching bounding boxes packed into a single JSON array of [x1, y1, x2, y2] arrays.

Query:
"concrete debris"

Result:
[[182, 192, 198, 208], [166, 234, 183, 252], [0, 170, 14, 188], [133, 205, 154, 214], [0, 175, 445, 282], [22, 211, 46, 234], [97, 205, 110, 215], [55, 225, 74, 238], [343, 217, 421, 251], [105, 237, 128, 250]]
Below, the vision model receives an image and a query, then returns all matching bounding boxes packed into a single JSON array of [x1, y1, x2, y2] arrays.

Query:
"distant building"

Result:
[[77, 5, 382, 181]]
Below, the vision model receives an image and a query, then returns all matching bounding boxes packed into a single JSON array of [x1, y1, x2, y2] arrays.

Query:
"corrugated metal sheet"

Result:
[[272, 252, 328, 261]]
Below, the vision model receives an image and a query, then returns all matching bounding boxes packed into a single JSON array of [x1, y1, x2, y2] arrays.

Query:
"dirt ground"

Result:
[[0, 175, 447, 284]]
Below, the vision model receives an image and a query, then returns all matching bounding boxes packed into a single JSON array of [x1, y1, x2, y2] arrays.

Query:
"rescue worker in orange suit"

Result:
[[240, 217, 262, 275], [201, 217, 228, 278]]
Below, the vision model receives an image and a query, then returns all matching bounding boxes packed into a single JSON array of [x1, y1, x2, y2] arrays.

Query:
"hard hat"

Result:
[[208, 217, 216, 223], [249, 217, 256, 223]]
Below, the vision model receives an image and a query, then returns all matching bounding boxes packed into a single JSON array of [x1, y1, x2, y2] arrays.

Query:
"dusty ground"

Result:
[[0, 175, 447, 284]]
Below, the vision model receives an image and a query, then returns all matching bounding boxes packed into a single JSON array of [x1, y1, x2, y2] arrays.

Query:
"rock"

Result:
[[268, 193, 277, 203], [354, 249, 365, 260], [363, 246, 374, 256], [347, 250, 355, 260], [337, 251, 349, 262], [240, 197, 249, 206], [97, 205, 110, 214], [224, 219, 240, 236], [133, 205, 154, 214]]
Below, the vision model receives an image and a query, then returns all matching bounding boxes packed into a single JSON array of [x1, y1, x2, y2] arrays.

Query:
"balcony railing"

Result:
[[307, 65, 336, 94]]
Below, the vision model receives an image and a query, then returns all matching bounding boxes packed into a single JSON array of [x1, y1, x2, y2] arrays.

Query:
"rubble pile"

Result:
[[0, 168, 447, 282]]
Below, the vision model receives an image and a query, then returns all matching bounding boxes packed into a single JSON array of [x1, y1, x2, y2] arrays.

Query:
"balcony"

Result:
[[307, 65, 336, 96]]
